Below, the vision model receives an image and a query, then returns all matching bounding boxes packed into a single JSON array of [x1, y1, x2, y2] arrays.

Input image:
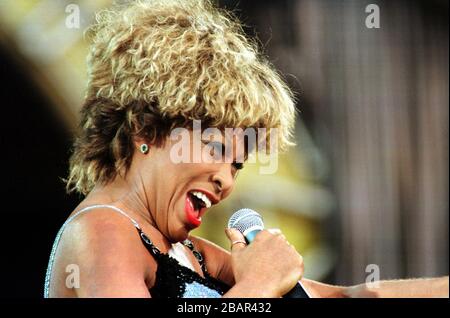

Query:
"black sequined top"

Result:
[[136, 228, 230, 298]]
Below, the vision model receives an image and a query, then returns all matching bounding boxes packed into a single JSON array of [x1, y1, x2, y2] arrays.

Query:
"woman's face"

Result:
[[134, 129, 244, 242]]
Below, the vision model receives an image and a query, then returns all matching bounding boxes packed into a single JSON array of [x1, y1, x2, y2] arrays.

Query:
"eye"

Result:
[[211, 142, 224, 158], [231, 162, 243, 179], [203, 141, 225, 160], [232, 162, 243, 170]]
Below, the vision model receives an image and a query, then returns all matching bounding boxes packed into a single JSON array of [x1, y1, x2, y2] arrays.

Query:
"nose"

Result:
[[211, 163, 235, 198]]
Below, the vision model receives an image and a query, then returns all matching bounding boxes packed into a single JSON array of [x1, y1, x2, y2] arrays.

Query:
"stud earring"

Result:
[[140, 143, 149, 154]]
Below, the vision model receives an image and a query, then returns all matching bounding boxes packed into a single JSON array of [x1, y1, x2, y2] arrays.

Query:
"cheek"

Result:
[[221, 185, 234, 200], [179, 162, 213, 177]]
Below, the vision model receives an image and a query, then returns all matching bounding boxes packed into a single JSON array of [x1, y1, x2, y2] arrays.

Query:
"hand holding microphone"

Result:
[[225, 209, 310, 298]]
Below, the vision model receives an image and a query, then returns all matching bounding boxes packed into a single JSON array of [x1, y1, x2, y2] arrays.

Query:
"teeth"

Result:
[[191, 191, 212, 208]]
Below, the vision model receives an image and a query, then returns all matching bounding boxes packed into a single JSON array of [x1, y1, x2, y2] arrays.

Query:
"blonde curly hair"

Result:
[[67, 0, 297, 195]]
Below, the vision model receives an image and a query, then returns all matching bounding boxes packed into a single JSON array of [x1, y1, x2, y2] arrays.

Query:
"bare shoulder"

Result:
[[54, 208, 151, 297], [188, 235, 234, 286], [64, 208, 142, 253]]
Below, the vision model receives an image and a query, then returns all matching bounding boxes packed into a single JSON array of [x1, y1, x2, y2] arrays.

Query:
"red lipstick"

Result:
[[185, 194, 202, 227]]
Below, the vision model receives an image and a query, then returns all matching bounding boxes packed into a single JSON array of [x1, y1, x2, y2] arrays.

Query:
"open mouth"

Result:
[[184, 190, 212, 227], [189, 191, 212, 209]]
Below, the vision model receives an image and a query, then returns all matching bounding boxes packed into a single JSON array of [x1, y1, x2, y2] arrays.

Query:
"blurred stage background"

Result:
[[0, 0, 447, 298]]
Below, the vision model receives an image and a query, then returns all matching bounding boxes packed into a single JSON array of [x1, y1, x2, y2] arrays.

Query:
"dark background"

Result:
[[0, 47, 79, 298]]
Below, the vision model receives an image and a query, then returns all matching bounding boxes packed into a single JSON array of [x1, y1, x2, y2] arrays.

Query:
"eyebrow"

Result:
[[201, 139, 225, 151], [201, 139, 247, 167]]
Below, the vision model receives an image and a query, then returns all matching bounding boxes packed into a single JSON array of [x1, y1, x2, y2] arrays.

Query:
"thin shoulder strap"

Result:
[[43, 204, 141, 298], [66, 204, 141, 229]]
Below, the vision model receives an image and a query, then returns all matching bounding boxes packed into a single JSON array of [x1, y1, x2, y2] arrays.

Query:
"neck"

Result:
[[88, 174, 156, 230], [87, 178, 174, 251]]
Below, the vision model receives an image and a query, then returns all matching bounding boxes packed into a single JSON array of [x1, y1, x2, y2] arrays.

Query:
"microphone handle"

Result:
[[244, 229, 311, 298], [283, 281, 310, 298]]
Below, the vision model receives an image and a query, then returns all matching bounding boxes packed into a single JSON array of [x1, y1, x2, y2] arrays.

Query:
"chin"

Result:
[[167, 226, 191, 243]]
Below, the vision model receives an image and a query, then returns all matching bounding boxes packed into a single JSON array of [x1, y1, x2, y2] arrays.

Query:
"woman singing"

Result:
[[44, 0, 303, 298]]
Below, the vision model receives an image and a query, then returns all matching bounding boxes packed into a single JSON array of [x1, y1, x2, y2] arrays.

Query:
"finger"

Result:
[[225, 228, 247, 251], [267, 228, 282, 235], [267, 229, 288, 243]]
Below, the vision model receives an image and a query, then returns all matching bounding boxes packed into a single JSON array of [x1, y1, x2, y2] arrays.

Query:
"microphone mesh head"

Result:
[[228, 208, 264, 234]]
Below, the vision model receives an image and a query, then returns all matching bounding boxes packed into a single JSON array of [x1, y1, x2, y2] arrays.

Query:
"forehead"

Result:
[[200, 128, 243, 142]]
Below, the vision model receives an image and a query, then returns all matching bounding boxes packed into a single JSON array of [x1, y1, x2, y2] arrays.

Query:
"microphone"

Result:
[[228, 208, 311, 298]]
